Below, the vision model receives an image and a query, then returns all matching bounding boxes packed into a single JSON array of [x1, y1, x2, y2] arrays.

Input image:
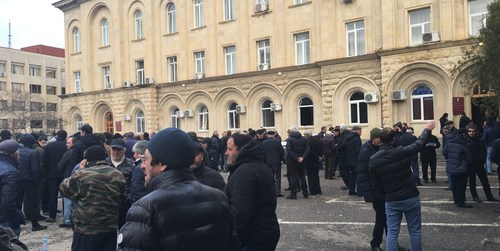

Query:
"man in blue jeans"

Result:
[[369, 121, 436, 251]]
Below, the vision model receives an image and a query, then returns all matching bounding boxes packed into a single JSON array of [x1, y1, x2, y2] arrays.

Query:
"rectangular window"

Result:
[[0, 100, 7, 110], [257, 39, 271, 69], [194, 51, 205, 74], [12, 119, 25, 129], [12, 83, 24, 92], [224, 0, 234, 20], [47, 103, 57, 112], [409, 8, 430, 45], [103, 66, 111, 89], [61, 87, 66, 95], [294, 0, 306, 4], [46, 86, 57, 95], [11, 64, 24, 75], [346, 20, 365, 57], [12, 101, 25, 111], [136, 60, 144, 85], [74, 71, 81, 92], [46, 68, 57, 78], [30, 120, 43, 129], [194, 0, 204, 27], [0, 81, 6, 91], [224, 46, 236, 75], [29, 65, 42, 77], [0, 62, 6, 74], [30, 102, 43, 112], [469, 0, 492, 36], [167, 56, 177, 82], [0, 119, 7, 129], [30, 84, 42, 94], [295, 32, 310, 65], [47, 120, 58, 129]]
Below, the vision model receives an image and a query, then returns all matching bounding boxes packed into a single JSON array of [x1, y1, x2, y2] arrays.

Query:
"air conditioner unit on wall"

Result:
[[392, 90, 407, 101], [422, 32, 440, 44], [123, 81, 132, 87], [236, 105, 246, 114], [106, 83, 112, 89], [364, 92, 379, 103], [184, 109, 194, 117], [254, 3, 269, 13], [176, 110, 185, 118], [258, 63, 270, 71], [146, 77, 154, 84], [195, 73, 205, 79], [270, 103, 282, 111], [123, 114, 131, 121], [0, 72, 5, 77]]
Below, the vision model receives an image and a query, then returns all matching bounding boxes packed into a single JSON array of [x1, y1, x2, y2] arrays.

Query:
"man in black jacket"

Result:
[[369, 121, 435, 251], [304, 130, 322, 195], [336, 124, 350, 190], [285, 127, 310, 199], [225, 133, 280, 250], [72, 124, 101, 163], [262, 130, 285, 197], [444, 129, 472, 208], [345, 125, 362, 195], [118, 128, 235, 250], [191, 142, 226, 191], [420, 131, 440, 183], [398, 128, 421, 186]]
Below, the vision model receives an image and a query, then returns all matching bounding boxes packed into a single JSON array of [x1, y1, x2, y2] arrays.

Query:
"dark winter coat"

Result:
[[483, 125, 500, 147], [398, 132, 418, 161], [118, 168, 234, 251], [356, 141, 381, 202], [306, 136, 322, 162], [43, 136, 67, 179], [320, 137, 334, 157], [193, 163, 226, 191], [72, 134, 101, 163], [206, 145, 220, 171], [345, 131, 362, 166], [286, 131, 309, 161], [129, 163, 147, 204], [57, 148, 78, 178], [107, 157, 136, 197], [17, 145, 40, 182], [491, 138, 500, 164], [124, 137, 138, 160], [0, 154, 25, 229], [261, 137, 284, 166], [226, 140, 280, 250], [467, 136, 487, 165], [335, 130, 349, 159], [442, 127, 458, 150], [419, 134, 440, 162], [459, 115, 471, 129], [443, 134, 472, 175], [369, 129, 431, 202]]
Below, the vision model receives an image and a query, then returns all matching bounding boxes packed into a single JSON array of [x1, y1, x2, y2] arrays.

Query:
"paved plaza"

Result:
[[20, 159, 500, 250]]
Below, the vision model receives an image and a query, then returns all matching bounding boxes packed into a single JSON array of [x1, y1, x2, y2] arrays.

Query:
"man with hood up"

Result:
[[285, 127, 310, 199]]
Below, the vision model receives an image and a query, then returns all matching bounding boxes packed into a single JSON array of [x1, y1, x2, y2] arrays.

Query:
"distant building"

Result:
[[53, 0, 495, 137], [0, 45, 65, 135]]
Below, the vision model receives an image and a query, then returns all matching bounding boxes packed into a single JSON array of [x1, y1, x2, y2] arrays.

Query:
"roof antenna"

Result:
[[8, 21, 12, 48]]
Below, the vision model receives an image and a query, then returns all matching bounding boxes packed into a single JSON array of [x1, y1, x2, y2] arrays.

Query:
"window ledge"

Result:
[[288, 1, 312, 9], [251, 10, 273, 17], [163, 32, 179, 37], [191, 25, 207, 31], [132, 38, 146, 43], [219, 19, 236, 25], [99, 45, 111, 49], [70, 52, 81, 56]]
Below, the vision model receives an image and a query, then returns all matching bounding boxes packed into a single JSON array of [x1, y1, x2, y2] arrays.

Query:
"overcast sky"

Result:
[[0, 0, 65, 49]]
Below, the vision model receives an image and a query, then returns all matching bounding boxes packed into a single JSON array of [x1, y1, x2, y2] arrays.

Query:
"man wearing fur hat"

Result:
[[118, 128, 235, 250], [60, 145, 126, 250]]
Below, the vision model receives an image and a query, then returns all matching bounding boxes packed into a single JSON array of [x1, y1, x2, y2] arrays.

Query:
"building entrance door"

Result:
[[471, 83, 498, 135], [105, 112, 114, 134]]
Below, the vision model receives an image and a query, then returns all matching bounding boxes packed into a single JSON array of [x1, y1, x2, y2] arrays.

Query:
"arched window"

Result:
[[227, 103, 240, 130], [198, 106, 209, 131], [411, 85, 434, 121], [261, 100, 275, 128], [76, 115, 83, 132], [134, 10, 143, 39], [167, 3, 176, 33], [170, 107, 181, 128], [298, 97, 314, 126], [73, 27, 80, 53], [136, 110, 145, 133], [101, 19, 109, 46], [349, 91, 368, 124]]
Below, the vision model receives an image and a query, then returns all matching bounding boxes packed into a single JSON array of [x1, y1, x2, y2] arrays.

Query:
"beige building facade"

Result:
[[0, 46, 65, 135], [53, 0, 494, 138]]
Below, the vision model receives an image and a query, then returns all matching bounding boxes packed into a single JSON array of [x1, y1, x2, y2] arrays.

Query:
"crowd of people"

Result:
[[1, 113, 500, 250]]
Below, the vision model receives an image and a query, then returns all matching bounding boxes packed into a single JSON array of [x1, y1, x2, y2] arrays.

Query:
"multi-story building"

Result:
[[0, 45, 65, 135], [53, 0, 495, 138]]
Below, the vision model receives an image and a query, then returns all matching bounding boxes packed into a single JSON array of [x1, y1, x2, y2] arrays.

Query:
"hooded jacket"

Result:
[[356, 141, 381, 202], [285, 131, 309, 161], [226, 140, 280, 250], [72, 134, 101, 163], [443, 134, 472, 175]]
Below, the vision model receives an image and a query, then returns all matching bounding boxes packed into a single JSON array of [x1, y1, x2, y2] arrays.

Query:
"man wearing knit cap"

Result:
[[117, 128, 235, 250], [60, 145, 126, 250]]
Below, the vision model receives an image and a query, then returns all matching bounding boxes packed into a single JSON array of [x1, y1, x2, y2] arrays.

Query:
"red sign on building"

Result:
[[452, 97, 464, 115]]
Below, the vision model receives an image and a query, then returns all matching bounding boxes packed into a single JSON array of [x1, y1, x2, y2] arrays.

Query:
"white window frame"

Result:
[[409, 8, 430, 46], [194, 0, 204, 28], [198, 106, 209, 131], [294, 0, 306, 4], [74, 71, 81, 92], [227, 103, 240, 130], [295, 32, 310, 65], [224, 0, 234, 21], [136, 60, 144, 85], [76, 115, 83, 131], [298, 97, 314, 126], [224, 46, 236, 75], [171, 107, 181, 128], [29, 65, 41, 77], [73, 28, 80, 53], [346, 20, 365, 57], [468, 0, 492, 36], [167, 3, 176, 33], [134, 10, 143, 39], [411, 85, 434, 121], [257, 39, 271, 66], [348, 92, 368, 125], [103, 66, 111, 89], [136, 110, 145, 133], [194, 51, 205, 74], [261, 100, 275, 128], [101, 19, 109, 46], [167, 56, 177, 82]]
